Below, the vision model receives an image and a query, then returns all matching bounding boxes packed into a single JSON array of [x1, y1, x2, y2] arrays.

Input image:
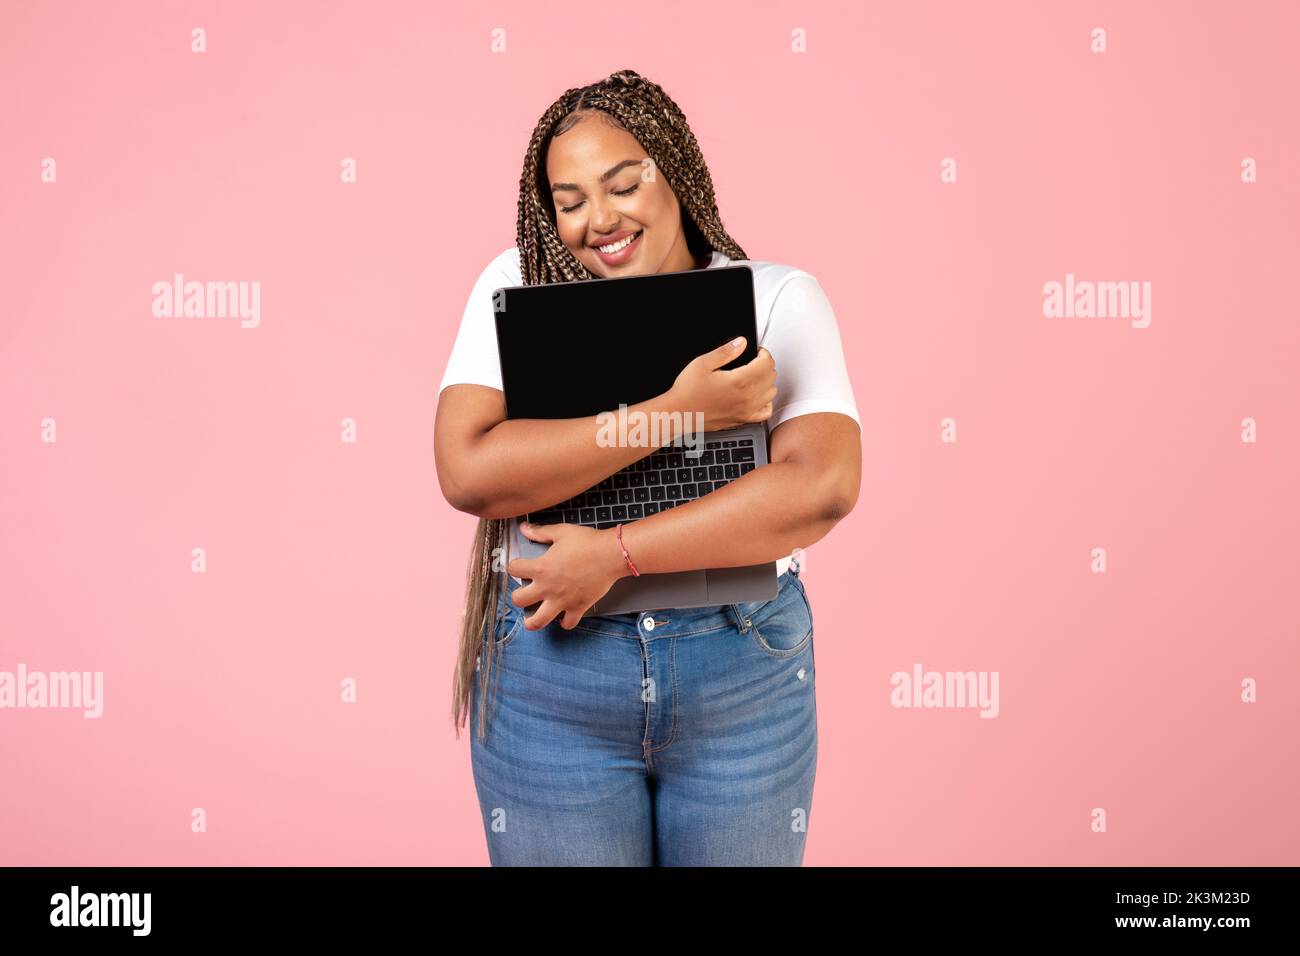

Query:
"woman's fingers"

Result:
[[558, 602, 592, 630], [516, 592, 590, 632], [506, 560, 538, 586], [509, 578, 540, 607], [524, 598, 562, 630], [528, 598, 594, 631]]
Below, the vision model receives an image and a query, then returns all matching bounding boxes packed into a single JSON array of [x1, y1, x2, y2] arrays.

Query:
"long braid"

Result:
[[452, 69, 749, 742]]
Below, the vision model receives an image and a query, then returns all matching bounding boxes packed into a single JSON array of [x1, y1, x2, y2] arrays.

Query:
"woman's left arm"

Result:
[[509, 411, 861, 629]]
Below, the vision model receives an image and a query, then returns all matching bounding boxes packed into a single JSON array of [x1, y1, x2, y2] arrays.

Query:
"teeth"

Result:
[[597, 231, 639, 254]]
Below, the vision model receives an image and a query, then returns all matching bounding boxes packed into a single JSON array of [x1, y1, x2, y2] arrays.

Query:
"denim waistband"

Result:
[[496, 565, 804, 641]]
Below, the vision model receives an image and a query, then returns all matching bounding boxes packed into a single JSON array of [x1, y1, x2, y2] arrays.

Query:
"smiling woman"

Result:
[[433, 68, 862, 867], [548, 126, 699, 273], [508, 71, 742, 285]]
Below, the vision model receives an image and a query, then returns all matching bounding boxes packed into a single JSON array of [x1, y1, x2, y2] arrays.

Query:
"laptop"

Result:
[[492, 262, 779, 614]]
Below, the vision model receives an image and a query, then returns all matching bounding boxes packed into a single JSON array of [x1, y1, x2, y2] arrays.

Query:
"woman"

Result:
[[434, 69, 862, 865]]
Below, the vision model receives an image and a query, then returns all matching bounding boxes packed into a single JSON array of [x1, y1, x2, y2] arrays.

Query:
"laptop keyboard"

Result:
[[525, 437, 757, 529]]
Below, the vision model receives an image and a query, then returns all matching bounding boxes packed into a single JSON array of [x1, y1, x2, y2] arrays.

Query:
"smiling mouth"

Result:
[[593, 230, 643, 256]]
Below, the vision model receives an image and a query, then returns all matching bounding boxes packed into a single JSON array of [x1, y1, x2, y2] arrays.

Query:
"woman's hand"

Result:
[[507, 522, 631, 630], [666, 336, 777, 432]]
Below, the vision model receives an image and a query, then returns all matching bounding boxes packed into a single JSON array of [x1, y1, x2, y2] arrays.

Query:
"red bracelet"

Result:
[[614, 523, 640, 577]]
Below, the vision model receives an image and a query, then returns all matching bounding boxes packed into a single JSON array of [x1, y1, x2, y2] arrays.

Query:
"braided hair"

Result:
[[452, 69, 748, 741]]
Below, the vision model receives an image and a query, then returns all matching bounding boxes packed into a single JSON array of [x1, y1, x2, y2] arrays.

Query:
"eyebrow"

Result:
[[551, 158, 644, 192]]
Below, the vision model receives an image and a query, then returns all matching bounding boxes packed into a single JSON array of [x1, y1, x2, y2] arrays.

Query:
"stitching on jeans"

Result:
[[639, 638, 654, 770], [648, 636, 680, 754], [572, 620, 737, 639], [747, 578, 812, 659], [489, 605, 524, 650], [749, 621, 812, 659], [795, 574, 814, 638]]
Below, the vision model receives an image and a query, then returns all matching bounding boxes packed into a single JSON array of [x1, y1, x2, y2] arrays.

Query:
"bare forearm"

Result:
[[612, 462, 846, 575], [453, 391, 693, 519]]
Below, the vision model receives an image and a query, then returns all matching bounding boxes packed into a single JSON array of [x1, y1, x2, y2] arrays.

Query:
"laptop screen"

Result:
[[492, 264, 758, 420]]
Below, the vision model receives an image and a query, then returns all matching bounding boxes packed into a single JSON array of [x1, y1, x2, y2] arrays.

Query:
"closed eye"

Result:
[[559, 183, 640, 215]]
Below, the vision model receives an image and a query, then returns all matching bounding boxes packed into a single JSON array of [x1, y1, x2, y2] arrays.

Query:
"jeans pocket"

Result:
[[745, 573, 813, 659], [484, 587, 525, 651]]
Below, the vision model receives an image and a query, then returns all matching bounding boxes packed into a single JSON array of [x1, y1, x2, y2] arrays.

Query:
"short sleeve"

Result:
[[437, 247, 521, 395], [760, 273, 861, 432]]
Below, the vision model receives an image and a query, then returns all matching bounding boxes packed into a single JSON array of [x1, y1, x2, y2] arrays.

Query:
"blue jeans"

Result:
[[470, 566, 817, 866]]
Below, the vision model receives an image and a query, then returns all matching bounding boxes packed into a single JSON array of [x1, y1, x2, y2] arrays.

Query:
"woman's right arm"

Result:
[[434, 338, 777, 520]]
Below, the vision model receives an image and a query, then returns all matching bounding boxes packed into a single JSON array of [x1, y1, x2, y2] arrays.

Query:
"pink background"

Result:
[[2, 0, 1297, 865]]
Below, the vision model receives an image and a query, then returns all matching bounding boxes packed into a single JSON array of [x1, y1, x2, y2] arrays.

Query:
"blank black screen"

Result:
[[493, 265, 758, 420]]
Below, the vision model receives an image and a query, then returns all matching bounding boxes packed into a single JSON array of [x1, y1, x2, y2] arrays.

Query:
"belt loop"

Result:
[[729, 603, 751, 633]]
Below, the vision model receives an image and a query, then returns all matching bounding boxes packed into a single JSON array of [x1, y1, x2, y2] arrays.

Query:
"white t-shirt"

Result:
[[438, 246, 861, 580]]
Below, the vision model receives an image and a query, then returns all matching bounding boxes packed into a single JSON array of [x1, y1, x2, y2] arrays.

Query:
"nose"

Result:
[[587, 193, 620, 233]]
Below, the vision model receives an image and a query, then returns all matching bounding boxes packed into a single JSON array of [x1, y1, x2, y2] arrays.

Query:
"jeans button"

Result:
[[642, 616, 655, 632]]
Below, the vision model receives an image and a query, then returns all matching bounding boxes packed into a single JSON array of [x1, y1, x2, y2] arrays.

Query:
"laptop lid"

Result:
[[492, 264, 758, 420]]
